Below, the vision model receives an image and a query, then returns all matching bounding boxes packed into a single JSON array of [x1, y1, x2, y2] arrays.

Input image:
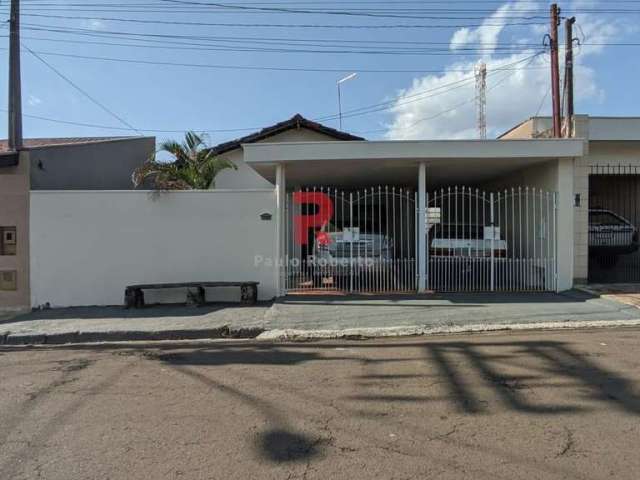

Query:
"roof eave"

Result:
[[209, 114, 364, 156]]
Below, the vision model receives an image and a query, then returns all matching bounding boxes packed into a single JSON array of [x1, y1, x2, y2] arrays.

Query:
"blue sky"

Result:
[[1, 0, 639, 145]]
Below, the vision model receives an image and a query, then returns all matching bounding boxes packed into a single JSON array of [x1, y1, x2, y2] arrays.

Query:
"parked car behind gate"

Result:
[[589, 209, 639, 256], [429, 223, 507, 258], [311, 229, 394, 269]]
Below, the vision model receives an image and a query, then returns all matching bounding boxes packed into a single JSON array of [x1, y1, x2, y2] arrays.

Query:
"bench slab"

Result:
[[124, 282, 259, 308]]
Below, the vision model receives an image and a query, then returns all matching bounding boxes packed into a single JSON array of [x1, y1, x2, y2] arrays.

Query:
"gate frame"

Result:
[[283, 185, 418, 295], [425, 186, 559, 293]]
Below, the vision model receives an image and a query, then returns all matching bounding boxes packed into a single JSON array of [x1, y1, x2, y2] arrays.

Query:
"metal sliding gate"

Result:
[[426, 187, 558, 292], [589, 165, 640, 283], [283, 185, 558, 294], [284, 187, 417, 293]]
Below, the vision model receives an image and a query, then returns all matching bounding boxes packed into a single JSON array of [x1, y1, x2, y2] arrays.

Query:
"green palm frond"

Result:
[[133, 131, 236, 190]]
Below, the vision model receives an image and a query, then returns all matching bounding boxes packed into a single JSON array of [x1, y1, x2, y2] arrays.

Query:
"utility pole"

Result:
[[8, 0, 23, 150], [549, 3, 561, 138], [564, 16, 576, 138], [475, 61, 487, 140]]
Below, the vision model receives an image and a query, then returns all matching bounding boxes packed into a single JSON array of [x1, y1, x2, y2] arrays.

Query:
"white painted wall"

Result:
[[30, 190, 277, 307]]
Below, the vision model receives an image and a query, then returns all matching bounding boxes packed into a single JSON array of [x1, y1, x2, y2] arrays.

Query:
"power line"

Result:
[[8, 1, 552, 18], [366, 56, 538, 136], [535, 84, 552, 117], [18, 24, 545, 56], [13, 16, 545, 46], [12, 54, 541, 135], [11, 10, 550, 21], [0, 109, 263, 133], [22, 44, 143, 134], [316, 53, 542, 122], [0, 46, 548, 73]]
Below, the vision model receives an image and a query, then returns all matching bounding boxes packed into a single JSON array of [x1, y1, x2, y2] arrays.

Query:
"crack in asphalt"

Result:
[[556, 427, 575, 458]]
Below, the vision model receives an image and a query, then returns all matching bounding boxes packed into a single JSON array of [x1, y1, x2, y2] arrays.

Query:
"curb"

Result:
[[256, 319, 640, 341], [0, 326, 265, 346], [2, 320, 640, 346]]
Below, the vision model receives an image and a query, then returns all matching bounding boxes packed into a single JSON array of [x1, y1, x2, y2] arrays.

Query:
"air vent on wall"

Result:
[[0, 270, 17, 291]]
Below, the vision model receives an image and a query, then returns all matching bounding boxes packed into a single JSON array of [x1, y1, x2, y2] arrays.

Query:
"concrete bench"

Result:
[[124, 281, 259, 308]]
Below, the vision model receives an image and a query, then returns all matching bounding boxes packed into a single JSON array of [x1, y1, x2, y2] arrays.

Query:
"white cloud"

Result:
[[85, 19, 105, 31], [385, 0, 622, 140], [27, 94, 42, 107], [450, 0, 534, 55]]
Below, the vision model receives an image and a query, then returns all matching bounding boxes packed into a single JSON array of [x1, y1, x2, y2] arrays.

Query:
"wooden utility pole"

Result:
[[564, 16, 576, 138], [549, 3, 561, 138], [8, 0, 23, 150]]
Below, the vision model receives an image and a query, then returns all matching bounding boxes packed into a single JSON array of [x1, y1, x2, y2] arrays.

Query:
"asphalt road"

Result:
[[2, 328, 640, 479]]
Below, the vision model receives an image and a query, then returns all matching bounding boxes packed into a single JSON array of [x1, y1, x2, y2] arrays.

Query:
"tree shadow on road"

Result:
[[353, 340, 640, 416], [158, 352, 329, 464], [158, 345, 326, 367]]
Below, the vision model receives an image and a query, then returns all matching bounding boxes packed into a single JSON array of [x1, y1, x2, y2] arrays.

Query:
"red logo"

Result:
[[293, 192, 334, 246], [316, 231, 332, 246]]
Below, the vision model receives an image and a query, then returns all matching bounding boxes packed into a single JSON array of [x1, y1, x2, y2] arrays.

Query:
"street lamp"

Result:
[[337, 72, 357, 130]]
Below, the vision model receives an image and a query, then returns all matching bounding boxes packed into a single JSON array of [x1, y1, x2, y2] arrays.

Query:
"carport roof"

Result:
[[243, 138, 585, 187]]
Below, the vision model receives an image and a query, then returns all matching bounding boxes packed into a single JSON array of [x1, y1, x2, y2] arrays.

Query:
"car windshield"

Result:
[[589, 211, 628, 227], [433, 224, 484, 240]]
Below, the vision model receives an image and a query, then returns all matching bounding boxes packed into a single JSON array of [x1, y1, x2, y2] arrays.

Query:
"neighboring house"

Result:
[[0, 150, 27, 311], [501, 116, 640, 284], [0, 136, 155, 311]]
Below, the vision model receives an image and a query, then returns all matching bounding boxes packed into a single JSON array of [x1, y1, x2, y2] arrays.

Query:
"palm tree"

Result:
[[133, 131, 236, 190]]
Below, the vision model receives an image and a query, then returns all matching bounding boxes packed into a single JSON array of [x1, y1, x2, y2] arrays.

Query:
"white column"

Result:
[[275, 163, 286, 296], [556, 157, 574, 292], [418, 162, 427, 292]]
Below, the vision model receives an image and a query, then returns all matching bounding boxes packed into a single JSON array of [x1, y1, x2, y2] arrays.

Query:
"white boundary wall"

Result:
[[30, 190, 277, 307]]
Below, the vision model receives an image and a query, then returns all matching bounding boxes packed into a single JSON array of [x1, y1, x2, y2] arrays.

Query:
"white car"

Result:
[[310, 229, 394, 271], [589, 209, 639, 256], [429, 223, 507, 258]]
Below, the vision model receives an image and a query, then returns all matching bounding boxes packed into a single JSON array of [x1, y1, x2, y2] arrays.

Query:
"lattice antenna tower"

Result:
[[475, 61, 487, 140]]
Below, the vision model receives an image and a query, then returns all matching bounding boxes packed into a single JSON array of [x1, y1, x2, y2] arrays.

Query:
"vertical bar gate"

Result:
[[426, 186, 558, 292], [589, 165, 640, 283], [284, 187, 418, 294], [284, 185, 557, 294]]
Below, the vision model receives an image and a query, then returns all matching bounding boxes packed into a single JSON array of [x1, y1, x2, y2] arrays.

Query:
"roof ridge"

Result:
[[209, 114, 365, 155]]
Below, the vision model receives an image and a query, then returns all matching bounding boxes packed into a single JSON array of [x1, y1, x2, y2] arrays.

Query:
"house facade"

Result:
[[5, 114, 638, 310]]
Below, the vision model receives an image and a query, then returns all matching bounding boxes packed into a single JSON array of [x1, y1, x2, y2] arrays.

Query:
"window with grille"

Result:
[[0, 227, 17, 255]]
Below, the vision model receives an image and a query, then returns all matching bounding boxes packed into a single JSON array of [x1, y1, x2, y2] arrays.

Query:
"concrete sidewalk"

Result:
[[3, 290, 640, 345]]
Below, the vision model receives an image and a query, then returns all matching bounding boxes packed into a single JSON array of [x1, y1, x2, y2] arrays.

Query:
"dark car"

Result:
[[589, 209, 639, 256]]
